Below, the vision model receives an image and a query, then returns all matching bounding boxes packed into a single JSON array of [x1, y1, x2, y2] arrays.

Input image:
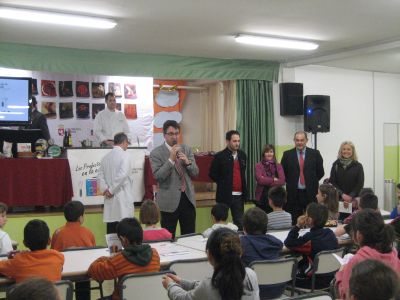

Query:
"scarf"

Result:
[[262, 159, 276, 177], [339, 157, 353, 169]]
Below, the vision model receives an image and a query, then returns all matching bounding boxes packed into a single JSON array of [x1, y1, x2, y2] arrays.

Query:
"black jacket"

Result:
[[209, 147, 247, 202], [329, 159, 364, 198], [27, 109, 50, 141], [281, 147, 324, 204]]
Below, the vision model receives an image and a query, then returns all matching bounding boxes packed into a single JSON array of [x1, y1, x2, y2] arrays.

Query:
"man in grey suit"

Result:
[[150, 120, 199, 237]]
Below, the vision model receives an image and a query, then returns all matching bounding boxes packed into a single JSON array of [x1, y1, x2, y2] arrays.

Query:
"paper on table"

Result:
[[105, 233, 123, 251], [339, 201, 352, 214], [333, 253, 354, 265]]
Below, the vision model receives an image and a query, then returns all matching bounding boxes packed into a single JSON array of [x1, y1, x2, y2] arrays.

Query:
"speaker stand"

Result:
[[313, 132, 318, 150]]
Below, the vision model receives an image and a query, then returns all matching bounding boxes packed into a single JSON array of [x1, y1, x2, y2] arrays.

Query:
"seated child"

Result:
[[241, 207, 284, 299], [162, 228, 259, 300], [51, 200, 96, 300], [140, 199, 172, 241], [335, 209, 400, 299], [347, 259, 400, 300], [0, 219, 64, 282], [390, 183, 400, 219], [316, 183, 339, 223], [51, 200, 96, 251], [88, 217, 160, 300], [202, 203, 238, 238], [0, 202, 13, 255], [266, 186, 292, 230], [284, 203, 338, 289], [7, 277, 60, 300]]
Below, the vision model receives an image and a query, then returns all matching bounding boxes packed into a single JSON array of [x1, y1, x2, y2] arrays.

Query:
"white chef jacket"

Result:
[[97, 146, 134, 222], [93, 107, 131, 143]]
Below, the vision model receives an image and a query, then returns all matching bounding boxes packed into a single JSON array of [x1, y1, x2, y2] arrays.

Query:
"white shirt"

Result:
[[93, 107, 131, 143], [0, 229, 13, 255], [97, 146, 134, 222]]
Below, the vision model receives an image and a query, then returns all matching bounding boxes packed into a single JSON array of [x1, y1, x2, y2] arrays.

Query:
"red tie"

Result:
[[175, 160, 186, 192], [299, 150, 305, 185]]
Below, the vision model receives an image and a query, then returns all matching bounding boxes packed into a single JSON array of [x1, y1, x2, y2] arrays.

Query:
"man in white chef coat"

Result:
[[98, 132, 134, 233], [94, 92, 131, 147]]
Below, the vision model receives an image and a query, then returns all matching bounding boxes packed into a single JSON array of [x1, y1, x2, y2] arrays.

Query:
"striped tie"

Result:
[[175, 160, 186, 192]]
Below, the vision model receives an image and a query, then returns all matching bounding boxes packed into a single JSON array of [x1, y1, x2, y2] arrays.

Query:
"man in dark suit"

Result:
[[281, 131, 324, 224], [209, 130, 247, 230], [150, 120, 199, 237], [27, 96, 50, 141]]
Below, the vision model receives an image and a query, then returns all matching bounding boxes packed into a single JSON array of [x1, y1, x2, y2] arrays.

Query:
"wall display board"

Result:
[[67, 147, 146, 206], [0, 67, 154, 152]]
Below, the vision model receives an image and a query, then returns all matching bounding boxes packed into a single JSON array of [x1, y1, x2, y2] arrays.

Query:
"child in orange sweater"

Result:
[[51, 200, 96, 251], [51, 200, 96, 300], [88, 217, 160, 300], [0, 219, 64, 283]]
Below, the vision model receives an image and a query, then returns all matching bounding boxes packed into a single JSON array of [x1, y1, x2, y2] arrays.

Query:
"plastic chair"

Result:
[[55, 280, 74, 300], [119, 270, 173, 300], [168, 258, 213, 281], [296, 248, 344, 293], [249, 257, 298, 297]]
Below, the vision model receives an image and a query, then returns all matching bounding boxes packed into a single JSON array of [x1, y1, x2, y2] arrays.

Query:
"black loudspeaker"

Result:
[[279, 83, 303, 116], [304, 95, 330, 133]]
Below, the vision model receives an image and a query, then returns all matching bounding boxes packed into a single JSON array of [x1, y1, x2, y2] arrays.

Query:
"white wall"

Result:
[[276, 65, 400, 206]]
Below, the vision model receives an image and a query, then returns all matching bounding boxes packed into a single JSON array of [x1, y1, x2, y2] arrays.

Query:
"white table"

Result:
[[151, 241, 207, 265], [175, 235, 208, 252]]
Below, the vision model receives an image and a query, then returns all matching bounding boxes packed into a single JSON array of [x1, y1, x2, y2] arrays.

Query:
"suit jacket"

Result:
[[150, 143, 199, 212], [209, 148, 247, 203], [27, 109, 50, 140], [281, 147, 324, 204]]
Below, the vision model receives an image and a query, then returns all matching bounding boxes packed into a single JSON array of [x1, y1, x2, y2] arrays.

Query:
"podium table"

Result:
[[0, 158, 73, 207]]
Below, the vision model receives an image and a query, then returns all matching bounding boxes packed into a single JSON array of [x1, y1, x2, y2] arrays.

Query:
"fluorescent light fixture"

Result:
[[0, 7, 116, 29], [235, 34, 318, 50]]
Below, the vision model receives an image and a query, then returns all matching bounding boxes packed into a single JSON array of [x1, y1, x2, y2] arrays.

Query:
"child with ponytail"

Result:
[[162, 228, 259, 300], [335, 209, 400, 299]]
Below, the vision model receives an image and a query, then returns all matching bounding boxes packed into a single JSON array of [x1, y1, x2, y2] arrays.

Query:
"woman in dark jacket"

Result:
[[254, 144, 285, 213], [329, 141, 364, 220]]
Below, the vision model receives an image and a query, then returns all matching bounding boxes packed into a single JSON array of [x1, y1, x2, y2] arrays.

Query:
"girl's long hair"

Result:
[[206, 228, 246, 300]]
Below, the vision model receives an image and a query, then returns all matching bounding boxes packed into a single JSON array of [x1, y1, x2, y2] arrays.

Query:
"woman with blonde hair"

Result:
[[329, 141, 364, 220]]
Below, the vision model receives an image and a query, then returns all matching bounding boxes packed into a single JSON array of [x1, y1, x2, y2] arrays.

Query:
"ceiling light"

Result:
[[235, 34, 319, 50], [0, 7, 116, 29]]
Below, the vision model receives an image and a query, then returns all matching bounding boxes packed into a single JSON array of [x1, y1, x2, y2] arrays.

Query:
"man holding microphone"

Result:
[[150, 120, 199, 237]]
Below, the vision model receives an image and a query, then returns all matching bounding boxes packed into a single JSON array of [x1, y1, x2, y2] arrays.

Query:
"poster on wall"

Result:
[[67, 148, 146, 205], [0, 68, 155, 152]]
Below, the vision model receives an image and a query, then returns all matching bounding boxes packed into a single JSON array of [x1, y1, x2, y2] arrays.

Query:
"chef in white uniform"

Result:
[[97, 132, 134, 233], [94, 92, 131, 147]]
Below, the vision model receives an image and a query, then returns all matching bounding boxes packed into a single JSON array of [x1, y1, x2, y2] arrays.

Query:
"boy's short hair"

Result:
[[64, 201, 84, 222], [349, 259, 399, 300], [139, 199, 160, 225], [359, 187, 374, 198], [211, 203, 229, 222], [243, 207, 268, 235], [306, 203, 328, 229], [0, 202, 8, 214], [24, 219, 50, 251], [7, 277, 59, 300], [360, 193, 378, 210], [117, 217, 143, 245], [268, 186, 287, 208]]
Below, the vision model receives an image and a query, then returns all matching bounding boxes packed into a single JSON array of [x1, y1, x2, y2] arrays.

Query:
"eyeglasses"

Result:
[[166, 132, 180, 137]]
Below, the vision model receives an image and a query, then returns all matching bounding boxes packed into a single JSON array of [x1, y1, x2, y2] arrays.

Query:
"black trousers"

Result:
[[106, 221, 119, 234], [227, 195, 244, 231], [285, 189, 309, 225], [160, 192, 196, 238]]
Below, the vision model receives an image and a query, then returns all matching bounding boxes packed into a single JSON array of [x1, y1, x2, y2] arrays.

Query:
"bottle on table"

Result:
[[68, 129, 73, 147], [63, 129, 69, 148]]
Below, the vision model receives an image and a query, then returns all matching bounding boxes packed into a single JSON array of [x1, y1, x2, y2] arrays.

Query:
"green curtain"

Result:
[[236, 80, 275, 200], [0, 42, 279, 81]]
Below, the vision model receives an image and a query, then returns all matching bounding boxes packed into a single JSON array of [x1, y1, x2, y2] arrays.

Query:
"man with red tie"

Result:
[[281, 131, 324, 224]]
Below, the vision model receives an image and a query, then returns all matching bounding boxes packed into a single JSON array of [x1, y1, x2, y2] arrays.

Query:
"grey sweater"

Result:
[[167, 267, 260, 300]]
